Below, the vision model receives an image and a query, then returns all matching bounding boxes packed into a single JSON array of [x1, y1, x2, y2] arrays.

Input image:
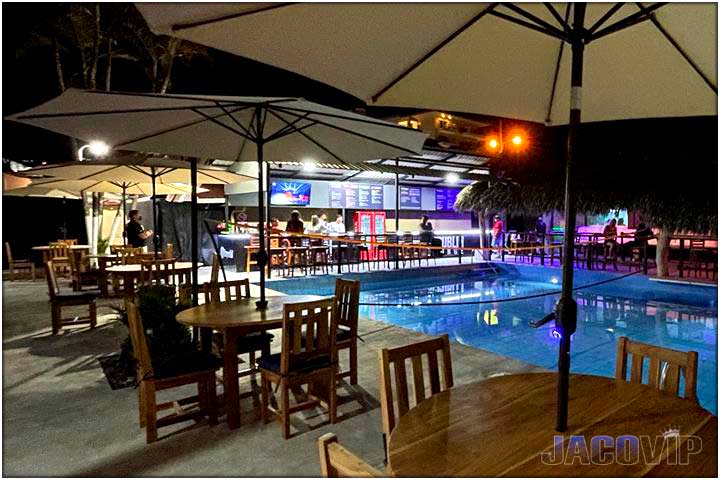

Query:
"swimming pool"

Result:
[[269, 264, 718, 414]]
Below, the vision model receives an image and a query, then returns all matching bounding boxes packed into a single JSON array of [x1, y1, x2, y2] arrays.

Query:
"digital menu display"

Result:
[[329, 182, 383, 209], [270, 181, 311, 206], [400, 186, 422, 209], [435, 188, 460, 211]]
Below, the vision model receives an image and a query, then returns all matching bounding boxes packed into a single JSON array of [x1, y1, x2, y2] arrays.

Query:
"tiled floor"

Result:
[[2, 274, 543, 476]]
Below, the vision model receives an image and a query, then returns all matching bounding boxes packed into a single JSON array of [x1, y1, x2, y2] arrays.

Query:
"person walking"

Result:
[[491, 215, 504, 257]]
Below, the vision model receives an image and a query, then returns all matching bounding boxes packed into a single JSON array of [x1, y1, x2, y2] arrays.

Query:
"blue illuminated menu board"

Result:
[[330, 182, 383, 209], [435, 188, 460, 211], [400, 186, 422, 209]]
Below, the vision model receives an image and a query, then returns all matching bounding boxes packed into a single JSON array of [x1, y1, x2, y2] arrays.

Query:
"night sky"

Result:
[[2, 2, 717, 196]]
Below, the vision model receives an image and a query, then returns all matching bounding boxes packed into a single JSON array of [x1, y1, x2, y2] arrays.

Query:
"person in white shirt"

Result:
[[328, 214, 346, 234], [305, 215, 327, 235]]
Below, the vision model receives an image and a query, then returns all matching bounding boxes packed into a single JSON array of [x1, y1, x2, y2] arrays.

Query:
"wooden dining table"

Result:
[[175, 294, 322, 430], [388, 373, 717, 477], [106, 261, 199, 297]]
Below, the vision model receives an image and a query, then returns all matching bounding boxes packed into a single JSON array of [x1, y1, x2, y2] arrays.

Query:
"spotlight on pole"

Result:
[[77, 141, 110, 161]]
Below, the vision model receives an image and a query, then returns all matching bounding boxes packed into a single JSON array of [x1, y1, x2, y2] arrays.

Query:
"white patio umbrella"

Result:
[[4, 185, 80, 199], [6, 91, 428, 307], [136, 2, 717, 430], [24, 160, 243, 251]]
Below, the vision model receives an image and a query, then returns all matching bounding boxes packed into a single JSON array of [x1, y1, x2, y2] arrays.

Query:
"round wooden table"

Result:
[[106, 261, 199, 296], [176, 294, 322, 429], [388, 373, 717, 477]]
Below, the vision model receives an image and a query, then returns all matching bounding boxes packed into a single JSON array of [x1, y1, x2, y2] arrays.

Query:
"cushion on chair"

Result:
[[152, 348, 222, 379], [56, 290, 101, 301], [256, 352, 332, 375], [237, 332, 275, 353]]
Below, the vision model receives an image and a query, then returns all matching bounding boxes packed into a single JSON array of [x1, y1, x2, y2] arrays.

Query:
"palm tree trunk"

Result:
[[88, 3, 100, 89], [104, 36, 112, 91], [52, 37, 66, 93], [159, 38, 180, 94]]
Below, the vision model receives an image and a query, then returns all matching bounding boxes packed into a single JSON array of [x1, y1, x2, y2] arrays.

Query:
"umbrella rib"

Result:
[[15, 104, 235, 120], [83, 89, 278, 107], [586, 3, 625, 35], [265, 110, 347, 164], [267, 104, 421, 133], [269, 105, 425, 156], [588, 3, 667, 42], [488, 10, 568, 42], [636, 2, 717, 94], [171, 3, 295, 31], [265, 113, 318, 142], [190, 108, 254, 139], [543, 3, 572, 34], [501, 3, 570, 40], [214, 102, 255, 139], [545, 4, 571, 124], [371, 3, 498, 103]]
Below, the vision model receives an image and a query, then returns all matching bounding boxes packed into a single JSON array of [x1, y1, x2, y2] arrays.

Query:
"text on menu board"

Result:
[[435, 188, 461, 211], [399, 186, 422, 209], [329, 182, 384, 209]]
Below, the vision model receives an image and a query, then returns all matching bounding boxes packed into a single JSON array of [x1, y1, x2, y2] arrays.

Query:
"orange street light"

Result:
[[511, 135, 522, 146]]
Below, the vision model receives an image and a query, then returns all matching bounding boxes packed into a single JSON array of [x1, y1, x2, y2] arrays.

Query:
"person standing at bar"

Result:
[[124, 210, 153, 249], [285, 210, 304, 246], [328, 214, 346, 234], [491, 214, 504, 257]]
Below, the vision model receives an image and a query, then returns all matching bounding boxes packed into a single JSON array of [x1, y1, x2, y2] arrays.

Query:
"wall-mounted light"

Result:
[[445, 172, 459, 184], [78, 140, 110, 161]]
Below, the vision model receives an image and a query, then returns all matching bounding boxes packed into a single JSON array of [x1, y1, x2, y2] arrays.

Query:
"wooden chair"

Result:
[[615, 336, 698, 402], [203, 279, 274, 379], [68, 251, 100, 291], [57, 238, 78, 246], [45, 260, 98, 335], [259, 297, 338, 439], [378, 334, 453, 454], [48, 242, 71, 276], [335, 278, 361, 385], [5, 242, 35, 281], [318, 433, 384, 478], [125, 300, 219, 443], [140, 259, 177, 286]]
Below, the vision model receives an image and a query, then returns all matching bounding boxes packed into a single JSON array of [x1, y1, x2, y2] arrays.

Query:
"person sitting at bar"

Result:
[[319, 213, 328, 231], [327, 214, 345, 234], [603, 218, 618, 257], [285, 210, 304, 246], [124, 210, 153, 248], [305, 215, 327, 235], [419, 215, 434, 244], [621, 222, 653, 260]]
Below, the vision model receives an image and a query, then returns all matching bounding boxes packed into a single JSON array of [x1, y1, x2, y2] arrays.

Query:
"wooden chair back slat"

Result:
[[281, 298, 337, 376], [615, 336, 698, 402], [334, 278, 360, 331], [210, 253, 221, 283], [378, 334, 453, 440], [203, 279, 250, 304], [318, 433, 383, 478], [44, 261, 60, 298], [125, 300, 154, 380], [48, 242, 70, 259]]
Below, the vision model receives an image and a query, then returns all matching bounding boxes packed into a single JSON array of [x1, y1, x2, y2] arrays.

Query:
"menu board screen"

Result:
[[400, 186, 422, 209], [329, 182, 383, 209], [435, 188, 461, 211]]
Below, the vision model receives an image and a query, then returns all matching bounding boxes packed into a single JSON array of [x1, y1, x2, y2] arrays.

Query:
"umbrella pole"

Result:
[[152, 167, 158, 258], [256, 147, 268, 309], [191, 158, 199, 307], [62, 196, 67, 240], [555, 2, 585, 433], [266, 160, 272, 279], [122, 185, 127, 246]]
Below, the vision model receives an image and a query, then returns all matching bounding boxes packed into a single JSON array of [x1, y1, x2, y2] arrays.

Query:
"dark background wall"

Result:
[[2, 196, 87, 267]]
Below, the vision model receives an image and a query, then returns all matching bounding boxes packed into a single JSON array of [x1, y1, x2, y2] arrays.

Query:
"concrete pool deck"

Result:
[[2, 275, 545, 476]]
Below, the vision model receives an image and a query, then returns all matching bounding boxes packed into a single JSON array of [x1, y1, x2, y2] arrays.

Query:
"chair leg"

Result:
[[329, 369, 337, 424], [349, 342, 358, 385], [144, 382, 158, 443], [260, 374, 270, 424], [281, 381, 291, 439], [89, 300, 97, 329], [138, 381, 146, 428], [206, 376, 218, 425], [51, 303, 61, 335]]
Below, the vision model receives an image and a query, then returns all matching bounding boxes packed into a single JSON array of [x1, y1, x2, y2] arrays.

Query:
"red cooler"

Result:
[[353, 211, 386, 260]]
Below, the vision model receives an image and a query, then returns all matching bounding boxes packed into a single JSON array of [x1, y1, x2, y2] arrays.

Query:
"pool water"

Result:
[[269, 264, 718, 414]]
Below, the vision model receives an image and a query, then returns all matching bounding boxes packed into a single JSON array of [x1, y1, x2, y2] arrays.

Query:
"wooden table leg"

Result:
[[223, 327, 241, 429]]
